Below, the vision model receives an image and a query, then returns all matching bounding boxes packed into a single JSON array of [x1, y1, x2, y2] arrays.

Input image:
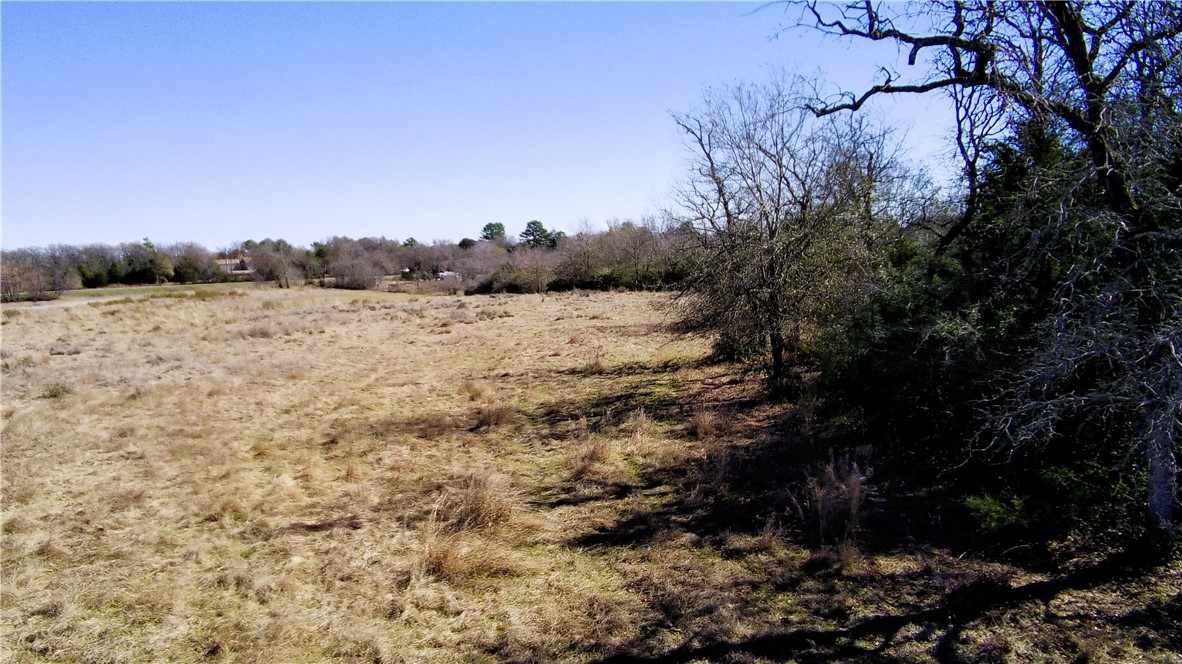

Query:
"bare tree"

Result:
[[329, 242, 383, 290], [1, 249, 59, 301], [510, 246, 559, 294], [797, 1, 1181, 222], [454, 240, 510, 285], [672, 76, 917, 392], [250, 239, 300, 288], [793, 1, 1182, 531]]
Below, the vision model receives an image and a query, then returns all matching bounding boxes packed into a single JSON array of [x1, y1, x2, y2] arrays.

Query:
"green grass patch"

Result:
[[60, 281, 249, 300]]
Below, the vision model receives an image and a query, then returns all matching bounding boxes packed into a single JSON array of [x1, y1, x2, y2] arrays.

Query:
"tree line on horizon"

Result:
[[0, 217, 689, 300]]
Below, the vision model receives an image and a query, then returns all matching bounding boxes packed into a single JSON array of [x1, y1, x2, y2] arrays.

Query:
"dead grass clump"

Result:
[[495, 587, 635, 662], [793, 454, 871, 545], [415, 412, 460, 439], [622, 407, 656, 445], [40, 381, 74, 399], [248, 438, 271, 458], [436, 473, 516, 532], [461, 379, 492, 402], [475, 308, 511, 321], [694, 448, 741, 496], [972, 633, 1014, 663], [567, 435, 613, 479], [449, 309, 476, 324], [688, 408, 718, 440], [49, 337, 81, 355], [2, 514, 30, 534], [2, 354, 37, 372], [800, 547, 840, 573], [421, 533, 519, 581], [243, 324, 274, 339], [568, 331, 586, 344], [472, 402, 519, 431], [2, 465, 39, 505], [836, 541, 864, 575], [203, 497, 247, 524], [91, 296, 136, 307], [581, 355, 607, 375], [192, 289, 242, 301]]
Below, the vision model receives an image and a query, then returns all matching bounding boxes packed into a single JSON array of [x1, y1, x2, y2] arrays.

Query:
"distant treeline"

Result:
[[0, 218, 691, 301]]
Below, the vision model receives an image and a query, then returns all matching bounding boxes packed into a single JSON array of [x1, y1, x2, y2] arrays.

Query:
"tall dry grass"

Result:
[[0, 287, 697, 662]]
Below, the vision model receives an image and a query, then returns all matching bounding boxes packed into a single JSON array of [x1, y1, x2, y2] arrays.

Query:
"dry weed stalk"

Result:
[[624, 407, 654, 436], [794, 453, 871, 546]]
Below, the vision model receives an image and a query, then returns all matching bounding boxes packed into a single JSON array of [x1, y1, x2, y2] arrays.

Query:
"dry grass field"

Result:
[[2, 286, 1179, 663]]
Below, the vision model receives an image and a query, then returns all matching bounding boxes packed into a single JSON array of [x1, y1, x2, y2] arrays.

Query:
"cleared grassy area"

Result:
[[1, 288, 1178, 663], [54, 280, 254, 300]]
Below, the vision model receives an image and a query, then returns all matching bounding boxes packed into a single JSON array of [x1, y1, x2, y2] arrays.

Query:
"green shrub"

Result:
[[711, 330, 767, 363], [964, 494, 1032, 536]]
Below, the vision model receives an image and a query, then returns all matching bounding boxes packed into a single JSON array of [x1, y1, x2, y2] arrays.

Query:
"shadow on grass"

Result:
[[596, 541, 1176, 663], [526, 362, 1182, 664], [559, 356, 708, 380]]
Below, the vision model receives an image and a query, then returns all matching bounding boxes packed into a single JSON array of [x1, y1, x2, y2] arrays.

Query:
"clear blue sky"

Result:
[[2, 1, 954, 251]]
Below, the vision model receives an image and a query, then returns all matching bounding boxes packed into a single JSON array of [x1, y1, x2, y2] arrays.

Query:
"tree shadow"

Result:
[[596, 541, 1177, 663], [526, 364, 1181, 663]]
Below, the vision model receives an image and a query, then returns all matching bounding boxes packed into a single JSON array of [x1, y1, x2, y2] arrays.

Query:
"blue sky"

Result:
[[2, 2, 954, 250]]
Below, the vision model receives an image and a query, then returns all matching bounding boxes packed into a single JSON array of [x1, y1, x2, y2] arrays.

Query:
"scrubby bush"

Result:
[[329, 245, 383, 290]]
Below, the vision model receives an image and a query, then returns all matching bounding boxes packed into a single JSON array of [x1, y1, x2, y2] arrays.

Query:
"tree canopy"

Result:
[[793, 0, 1182, 533]]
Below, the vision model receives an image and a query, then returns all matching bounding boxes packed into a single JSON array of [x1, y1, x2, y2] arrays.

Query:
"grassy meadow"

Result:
[[1, 287, 1178, 663]]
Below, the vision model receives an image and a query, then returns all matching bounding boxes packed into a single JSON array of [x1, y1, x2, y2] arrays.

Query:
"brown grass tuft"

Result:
[[421, 534, 520, 581], [472, 402, 519, 431], [49, 337, 81, 355], [40, 381, 74, 399], [567, 435, 612, 479], [203, 497, 247, 523], [436, 472, 516, 533], [461, 379, 492, 402], [688, 408, 718, 440], [243, 324, 274, 339], [836, 541, 863, 575], [415, 412, 460, 438], [581, 354, 607, 375]]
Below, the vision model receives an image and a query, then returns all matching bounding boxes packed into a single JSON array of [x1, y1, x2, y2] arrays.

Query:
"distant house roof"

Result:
[[216, 257, 253, 273]]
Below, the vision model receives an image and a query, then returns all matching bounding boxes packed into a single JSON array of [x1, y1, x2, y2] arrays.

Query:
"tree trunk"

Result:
[[1147, 399, 1179, 533], [769, 329, 787, 394]]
